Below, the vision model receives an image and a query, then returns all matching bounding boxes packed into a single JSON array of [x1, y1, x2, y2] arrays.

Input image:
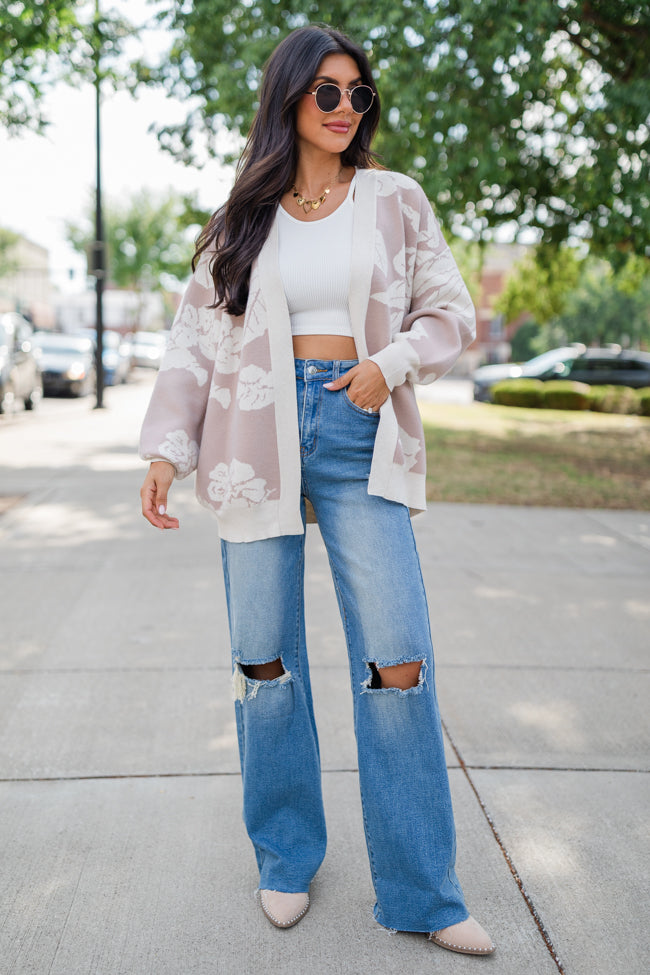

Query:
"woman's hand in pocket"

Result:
[[324, 360, 389, 413]]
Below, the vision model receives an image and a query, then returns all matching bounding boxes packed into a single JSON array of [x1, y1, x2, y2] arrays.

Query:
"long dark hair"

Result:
[[193, 25, 381, 316]]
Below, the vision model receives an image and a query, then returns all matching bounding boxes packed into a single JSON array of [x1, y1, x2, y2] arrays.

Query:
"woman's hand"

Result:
[[324, 359, 389, 413], [140, 461, 180, 530]]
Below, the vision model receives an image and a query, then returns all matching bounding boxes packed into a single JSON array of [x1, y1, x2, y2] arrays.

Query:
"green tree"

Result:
[[144, 0, 650, 256], [0, 0, 80, 130], [552, 260, 650, 347], [497, 243, 650, 347], [0, 228, 20, 278], [508, 319, 544, 361], [495, 247, 585, 325], [499, 248, 650, 349], [66, 188, 202, 295], [0, 0, 134, 133]]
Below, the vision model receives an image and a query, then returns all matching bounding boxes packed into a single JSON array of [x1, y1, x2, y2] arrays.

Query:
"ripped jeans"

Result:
[[219, 360, 468, 933]]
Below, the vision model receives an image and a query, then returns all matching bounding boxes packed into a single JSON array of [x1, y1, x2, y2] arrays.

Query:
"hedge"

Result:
[[488, 379, 650, 415], [491, 379, 545, 407], [588, 385, 639, 414], [542, 380, 591, 411], [637, 388, 650, 417]]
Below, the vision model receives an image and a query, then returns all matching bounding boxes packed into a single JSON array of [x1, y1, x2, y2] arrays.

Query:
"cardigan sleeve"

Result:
[[368, 185, 476, 389], [139, 255, 222, 478]]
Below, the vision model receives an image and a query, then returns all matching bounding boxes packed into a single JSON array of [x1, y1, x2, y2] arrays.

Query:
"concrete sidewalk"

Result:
[[0, 378, 648, 975]]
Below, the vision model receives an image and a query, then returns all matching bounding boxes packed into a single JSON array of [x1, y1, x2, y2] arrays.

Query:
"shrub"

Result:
[[588, 385, 639, 414], [588, 385, 614, 412], [636, 388, 650, 417], [542, 380, 591, 411], [491, 378, 545, 408]]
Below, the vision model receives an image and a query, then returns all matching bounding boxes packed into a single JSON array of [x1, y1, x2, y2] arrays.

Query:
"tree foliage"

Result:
[[65, 189, 202, 291], [552, 258, 650, 347], [0, 0, 80, 130], [0, 228, 20, 279], [495, 247, 585, 325], [498, 248, 650, 349], [145, 0, 650, 256], [508, 319, 545, 361], [0, 0, 134, 132]]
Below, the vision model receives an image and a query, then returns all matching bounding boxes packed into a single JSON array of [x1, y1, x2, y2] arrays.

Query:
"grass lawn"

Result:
[[419, 400, 650, 510]]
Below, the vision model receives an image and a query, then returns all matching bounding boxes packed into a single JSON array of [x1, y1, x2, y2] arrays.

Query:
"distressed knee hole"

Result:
[[241, 659, 284, 681], [231, 659, 291, 702], [362, 659, 426, 693], [378, 660, 423, 690]]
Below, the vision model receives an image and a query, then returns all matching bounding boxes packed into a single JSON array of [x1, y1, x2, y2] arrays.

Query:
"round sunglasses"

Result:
[[308, 83, 375, 115]]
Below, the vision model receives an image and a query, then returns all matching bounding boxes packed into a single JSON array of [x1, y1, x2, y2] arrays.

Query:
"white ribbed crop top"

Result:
[[277, 176, 355, 336]]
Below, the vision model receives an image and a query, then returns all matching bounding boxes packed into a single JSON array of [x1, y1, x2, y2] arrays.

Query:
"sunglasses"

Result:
[[308, 83, 375, 115]]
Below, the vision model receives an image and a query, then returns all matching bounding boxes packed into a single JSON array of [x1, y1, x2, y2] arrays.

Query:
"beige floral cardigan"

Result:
[[140, 168, 476, 542]]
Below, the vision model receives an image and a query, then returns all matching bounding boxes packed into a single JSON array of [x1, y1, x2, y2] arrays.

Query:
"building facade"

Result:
[[0, 234, 54, 329]]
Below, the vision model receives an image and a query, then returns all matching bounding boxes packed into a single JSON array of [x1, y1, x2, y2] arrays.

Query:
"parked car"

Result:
[[473, 345, 586, 401], [75, 328, 133, 386], [0, 313, 43, 414], [562, 348, 650, 388], [101, 330, 133, 385], [131, 331, 167, 369], [32, 332, 96, 397]]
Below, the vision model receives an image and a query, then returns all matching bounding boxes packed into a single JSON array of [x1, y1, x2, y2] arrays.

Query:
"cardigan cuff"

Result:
[[368, 345, 412, 391]]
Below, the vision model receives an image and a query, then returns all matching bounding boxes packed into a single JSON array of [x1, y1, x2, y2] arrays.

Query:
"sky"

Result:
[[0, 1, 235, 294]]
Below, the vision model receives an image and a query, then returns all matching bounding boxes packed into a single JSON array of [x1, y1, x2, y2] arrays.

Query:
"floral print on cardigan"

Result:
[[140, 169, 476, 542]]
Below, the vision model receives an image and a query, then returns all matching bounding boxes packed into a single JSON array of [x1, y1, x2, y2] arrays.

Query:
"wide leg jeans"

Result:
[[220, 359, 468, 932]]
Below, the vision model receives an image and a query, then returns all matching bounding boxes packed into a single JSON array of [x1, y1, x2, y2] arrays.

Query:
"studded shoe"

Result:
[[260, 889, 310, 929], [429, 916, 496, 955]]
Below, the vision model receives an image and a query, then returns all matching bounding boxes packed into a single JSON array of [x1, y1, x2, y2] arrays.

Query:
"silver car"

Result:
[[0, 313, 43, 414], [131, 331, 167, 369], [33, 332, 96, 397]]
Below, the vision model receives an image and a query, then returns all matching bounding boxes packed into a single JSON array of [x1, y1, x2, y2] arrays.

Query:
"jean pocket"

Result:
[[342, 388, 380, 418]]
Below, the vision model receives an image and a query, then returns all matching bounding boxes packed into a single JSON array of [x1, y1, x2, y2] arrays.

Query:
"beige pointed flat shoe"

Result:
[[260, 889, 310, 929], [429, 916, 496, 955]]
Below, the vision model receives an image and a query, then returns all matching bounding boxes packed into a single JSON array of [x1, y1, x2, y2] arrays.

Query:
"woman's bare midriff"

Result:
[[292, 334, 358, 360]]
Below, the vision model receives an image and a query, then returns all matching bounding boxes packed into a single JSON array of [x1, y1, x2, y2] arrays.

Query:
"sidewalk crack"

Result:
[[442, 718, 567, 975], [46, 845, 90, 975]]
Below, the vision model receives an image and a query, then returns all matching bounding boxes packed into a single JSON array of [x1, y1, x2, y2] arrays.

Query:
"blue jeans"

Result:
[[220, 359, 468, 932]]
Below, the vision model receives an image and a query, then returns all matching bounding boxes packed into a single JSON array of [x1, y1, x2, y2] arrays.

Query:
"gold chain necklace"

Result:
[[292, 169, 342, 213]]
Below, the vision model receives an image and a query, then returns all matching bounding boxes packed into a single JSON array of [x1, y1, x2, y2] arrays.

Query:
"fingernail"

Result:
[[158, 504, 166, 515], [323, 382, 334, 389]]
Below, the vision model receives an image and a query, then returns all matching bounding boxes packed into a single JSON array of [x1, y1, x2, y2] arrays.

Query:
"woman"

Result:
[[140, 24, 495, 957]]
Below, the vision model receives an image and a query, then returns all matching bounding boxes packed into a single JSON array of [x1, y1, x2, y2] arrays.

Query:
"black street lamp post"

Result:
[[91, 0, 106, 409]]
